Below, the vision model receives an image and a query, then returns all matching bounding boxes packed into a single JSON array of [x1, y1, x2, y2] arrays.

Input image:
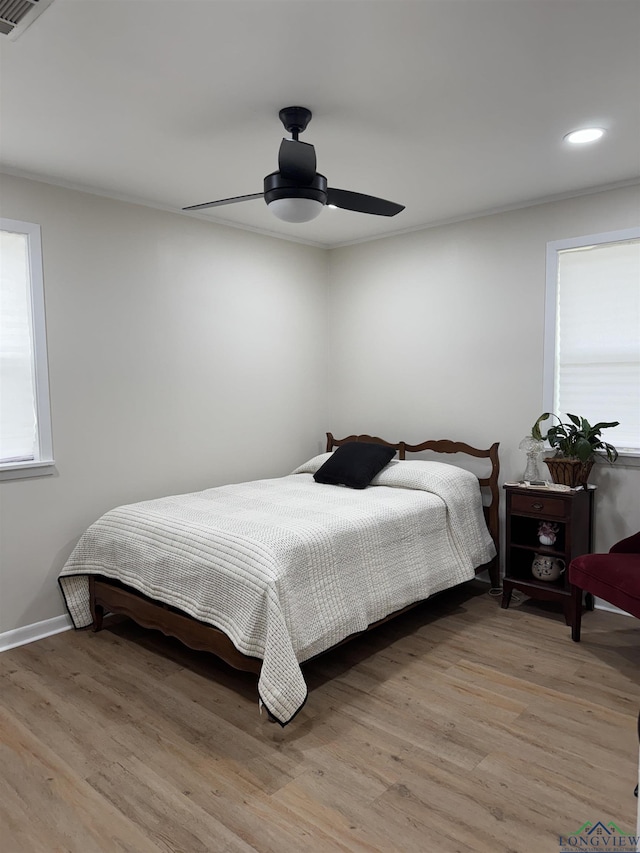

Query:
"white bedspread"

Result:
[[59, 457, 495, 724]]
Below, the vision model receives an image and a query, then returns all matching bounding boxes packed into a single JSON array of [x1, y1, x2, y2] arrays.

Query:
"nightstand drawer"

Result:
[[511, 493, 567, 518]]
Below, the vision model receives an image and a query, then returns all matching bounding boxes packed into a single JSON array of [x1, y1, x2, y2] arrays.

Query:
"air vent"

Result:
[[0, 0, 54, 39]]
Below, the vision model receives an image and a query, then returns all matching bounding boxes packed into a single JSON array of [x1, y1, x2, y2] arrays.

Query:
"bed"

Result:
[[59, 433, 500, 725]]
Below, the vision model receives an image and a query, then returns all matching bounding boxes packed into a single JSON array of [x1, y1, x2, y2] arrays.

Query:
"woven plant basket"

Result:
[[544, 457, 594, 488]]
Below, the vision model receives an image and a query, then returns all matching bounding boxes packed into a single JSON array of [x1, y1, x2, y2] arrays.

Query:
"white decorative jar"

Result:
[[531, 554, 565, 582]]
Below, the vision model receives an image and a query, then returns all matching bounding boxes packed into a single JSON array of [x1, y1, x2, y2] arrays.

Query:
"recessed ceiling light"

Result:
[[563, 127, 605, 144]]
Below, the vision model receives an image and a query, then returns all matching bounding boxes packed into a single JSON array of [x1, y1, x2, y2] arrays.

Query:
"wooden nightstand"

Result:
[[501, 484, 595, 624]]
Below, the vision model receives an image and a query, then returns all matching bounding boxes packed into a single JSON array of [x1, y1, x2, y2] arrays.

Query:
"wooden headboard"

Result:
[[326, 432, 500, 587]]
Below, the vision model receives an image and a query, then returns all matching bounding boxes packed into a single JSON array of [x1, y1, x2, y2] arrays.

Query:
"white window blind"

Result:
[[545, 229, 640, 455], [0, 219, 53, 473]]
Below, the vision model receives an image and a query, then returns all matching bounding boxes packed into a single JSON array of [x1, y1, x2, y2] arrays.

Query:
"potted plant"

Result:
[[530, 412, 619, 487]]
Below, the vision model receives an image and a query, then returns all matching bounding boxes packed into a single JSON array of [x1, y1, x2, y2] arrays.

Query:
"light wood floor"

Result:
[[1, 581, 638, 853]]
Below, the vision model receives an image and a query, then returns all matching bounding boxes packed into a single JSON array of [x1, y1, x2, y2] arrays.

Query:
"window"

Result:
[[544, 227, 640, 457], [0, 218, 54, 478]]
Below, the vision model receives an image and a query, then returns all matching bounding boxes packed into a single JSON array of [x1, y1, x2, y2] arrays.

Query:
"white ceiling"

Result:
[[1, 0, 639, 248]]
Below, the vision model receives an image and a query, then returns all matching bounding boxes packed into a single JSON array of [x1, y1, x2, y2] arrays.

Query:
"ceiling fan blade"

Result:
[[326, 188, 405, 217], [183, 193, 263, 212], [278, 138, 317, 183]]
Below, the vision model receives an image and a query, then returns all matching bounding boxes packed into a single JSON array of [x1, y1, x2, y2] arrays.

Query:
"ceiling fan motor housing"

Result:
[[263, 171, 328, 205]]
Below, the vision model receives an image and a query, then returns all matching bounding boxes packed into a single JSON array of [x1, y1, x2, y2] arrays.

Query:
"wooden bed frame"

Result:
[[89, 433, 500, 678]]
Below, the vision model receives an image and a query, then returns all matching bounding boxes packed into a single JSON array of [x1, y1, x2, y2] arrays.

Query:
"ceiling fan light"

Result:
[[267, 197, 324, 223]]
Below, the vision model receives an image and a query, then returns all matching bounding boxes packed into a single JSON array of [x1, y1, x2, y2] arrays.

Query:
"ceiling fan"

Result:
[[183, 106, 405, 223]]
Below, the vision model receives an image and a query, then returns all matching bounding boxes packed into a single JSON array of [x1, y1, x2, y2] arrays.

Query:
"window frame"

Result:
[[0, 218, 54, 480], [543, 225, 640, 463]]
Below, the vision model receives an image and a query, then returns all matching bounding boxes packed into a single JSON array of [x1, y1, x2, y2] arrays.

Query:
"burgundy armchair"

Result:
[[568, 531, 640, 642]]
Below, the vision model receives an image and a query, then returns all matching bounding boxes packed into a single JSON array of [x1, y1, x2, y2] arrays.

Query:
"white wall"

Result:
[[0, 175, 328, 633], [1, 177, 638, 637], [327, 185, 640, 553]]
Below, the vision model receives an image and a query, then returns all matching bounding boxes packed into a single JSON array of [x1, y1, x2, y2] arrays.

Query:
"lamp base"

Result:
[[523, 451, 543, 483]]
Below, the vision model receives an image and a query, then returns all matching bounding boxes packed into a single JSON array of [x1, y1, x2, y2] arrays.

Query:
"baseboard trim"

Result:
[[0, 614, 73, 652]]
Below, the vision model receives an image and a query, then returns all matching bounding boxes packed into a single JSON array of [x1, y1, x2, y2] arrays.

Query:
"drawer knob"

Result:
[[532, 502, 543, 510]]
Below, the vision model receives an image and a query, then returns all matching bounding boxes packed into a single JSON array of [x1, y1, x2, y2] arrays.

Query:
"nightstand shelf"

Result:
[[501, 484, 595, 624]]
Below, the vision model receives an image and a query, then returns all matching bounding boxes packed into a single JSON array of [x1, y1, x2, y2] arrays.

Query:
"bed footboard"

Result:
[[88, 576, 262, 674]]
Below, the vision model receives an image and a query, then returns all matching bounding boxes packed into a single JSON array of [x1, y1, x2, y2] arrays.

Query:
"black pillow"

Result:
[[313, 442, 396, 489]]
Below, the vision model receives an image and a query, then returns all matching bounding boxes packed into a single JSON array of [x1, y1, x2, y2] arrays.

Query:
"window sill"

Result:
[[0, 460, 56, 481]]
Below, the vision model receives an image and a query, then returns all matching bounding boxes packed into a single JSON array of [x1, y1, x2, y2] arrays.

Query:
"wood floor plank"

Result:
[[85, 757, 261, 853], [0, 708, 163, 853], [0, 581, 637, 852]]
